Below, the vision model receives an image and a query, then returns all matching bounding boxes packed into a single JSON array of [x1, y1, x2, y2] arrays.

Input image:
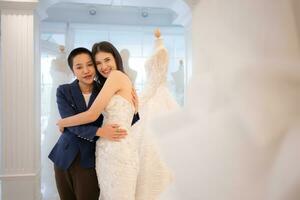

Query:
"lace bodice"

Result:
[[140, 46, 169, 106], [102, 95, 135, 131], [96, 95, 138, 200], [95, 95, 172, 200], [145, 47, 168, 86]]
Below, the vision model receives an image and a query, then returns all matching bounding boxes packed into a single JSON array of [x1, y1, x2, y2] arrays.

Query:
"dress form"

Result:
[[172, 60, 185, 105], [120, 49, 137, 85], [139, 28, 177, 109], [50, 45, 72, 81]]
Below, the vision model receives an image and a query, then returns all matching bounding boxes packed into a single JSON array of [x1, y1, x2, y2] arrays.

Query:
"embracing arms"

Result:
[[57, 71, 130, 128]]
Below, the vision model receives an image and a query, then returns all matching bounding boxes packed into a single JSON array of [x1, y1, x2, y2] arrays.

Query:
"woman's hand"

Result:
[[58, 125, 64, 133], [56, 119, 64, 133], [96, 124, 127, 142]]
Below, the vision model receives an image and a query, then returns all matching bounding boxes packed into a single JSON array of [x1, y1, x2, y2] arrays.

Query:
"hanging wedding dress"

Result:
[[138, 29, 180, 199], [139, 30, 180, 127], [153, 0, 300, 200]]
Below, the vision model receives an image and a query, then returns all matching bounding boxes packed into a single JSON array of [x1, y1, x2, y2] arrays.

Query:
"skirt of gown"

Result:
[[95, 120, 172, 200]]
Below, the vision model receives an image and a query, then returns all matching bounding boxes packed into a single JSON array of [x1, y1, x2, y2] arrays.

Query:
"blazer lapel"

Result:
[[70, 80, 87, 112], [88, 81, 101, 108]]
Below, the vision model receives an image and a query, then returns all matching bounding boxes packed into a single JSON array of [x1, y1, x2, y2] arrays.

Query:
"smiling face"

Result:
[[95, 51, 118, 78], [72, 53, 95, 86]]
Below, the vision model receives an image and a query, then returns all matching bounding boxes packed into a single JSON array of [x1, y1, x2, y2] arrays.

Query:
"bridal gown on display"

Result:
[[139, 37, 180, 126], [138, 32, 181, 199]]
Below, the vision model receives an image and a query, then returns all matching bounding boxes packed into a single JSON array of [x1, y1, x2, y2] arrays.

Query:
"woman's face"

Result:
[[72, 53, 95, 85], [95, 51, 117, 78]]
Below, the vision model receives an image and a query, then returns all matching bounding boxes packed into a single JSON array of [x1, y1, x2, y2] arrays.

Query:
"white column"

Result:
[[0, 1, 41, 200]]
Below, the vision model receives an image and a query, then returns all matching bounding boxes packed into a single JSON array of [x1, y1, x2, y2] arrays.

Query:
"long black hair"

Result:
[[91, 41, 125, 85]]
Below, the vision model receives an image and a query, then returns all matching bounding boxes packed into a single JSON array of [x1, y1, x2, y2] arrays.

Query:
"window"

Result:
[[72, 25, 186, 104]]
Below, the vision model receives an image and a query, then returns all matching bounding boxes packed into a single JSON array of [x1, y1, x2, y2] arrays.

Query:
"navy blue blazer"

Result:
[[49, 80, 139, 170]]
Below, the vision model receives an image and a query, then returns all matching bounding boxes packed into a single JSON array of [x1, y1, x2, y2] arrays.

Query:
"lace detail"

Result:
[[140, 47, 169, 106], [139, 44, 180, 127], [95, 95, 172, 200], [102, 95, 135, 131], [135, 128, 174, 200]]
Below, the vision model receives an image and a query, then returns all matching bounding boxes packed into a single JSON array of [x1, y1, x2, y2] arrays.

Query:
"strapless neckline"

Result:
[[112, 94, 134, 109]]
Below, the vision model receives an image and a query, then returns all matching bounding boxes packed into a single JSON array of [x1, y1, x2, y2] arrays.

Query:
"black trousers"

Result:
[[54, 154, 100, 200]]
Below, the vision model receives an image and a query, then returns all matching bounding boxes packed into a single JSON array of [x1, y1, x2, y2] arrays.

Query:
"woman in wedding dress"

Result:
[[57, 41, 171, 200]]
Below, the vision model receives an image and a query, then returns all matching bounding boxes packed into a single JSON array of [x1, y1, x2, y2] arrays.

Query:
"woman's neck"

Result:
[[79, 82, 93, 94]]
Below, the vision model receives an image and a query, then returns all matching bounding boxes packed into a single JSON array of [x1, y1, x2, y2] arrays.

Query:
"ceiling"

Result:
[[38, 0, 195, 26], [44, 2, 177, 26]]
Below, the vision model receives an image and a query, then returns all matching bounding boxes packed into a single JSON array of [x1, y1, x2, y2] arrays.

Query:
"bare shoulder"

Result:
[[109, 70, 131, 84], [109, 70, 125, 78]]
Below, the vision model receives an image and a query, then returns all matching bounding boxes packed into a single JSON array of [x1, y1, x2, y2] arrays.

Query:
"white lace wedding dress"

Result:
[[136, 39, 180, 199], [95, 95, 172, 200], [139, 38, 180, 127]]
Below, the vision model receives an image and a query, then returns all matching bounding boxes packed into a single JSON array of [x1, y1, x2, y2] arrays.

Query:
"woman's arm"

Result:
[[57, 71, 124, 128], [56, 85, 101, 142]]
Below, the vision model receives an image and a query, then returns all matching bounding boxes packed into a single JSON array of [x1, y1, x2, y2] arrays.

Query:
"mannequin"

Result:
[[172, 59, 185, 105], [50, 45, 72, 79], [120, 48, 137, 85]]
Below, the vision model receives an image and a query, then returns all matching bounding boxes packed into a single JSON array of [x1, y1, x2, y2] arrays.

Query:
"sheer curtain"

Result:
[[41, 33, 69, 200]]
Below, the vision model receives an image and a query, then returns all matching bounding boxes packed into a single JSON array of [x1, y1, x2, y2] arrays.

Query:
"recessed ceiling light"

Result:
[[141, 9, 149, 18], [89, 7, 97, 16]]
